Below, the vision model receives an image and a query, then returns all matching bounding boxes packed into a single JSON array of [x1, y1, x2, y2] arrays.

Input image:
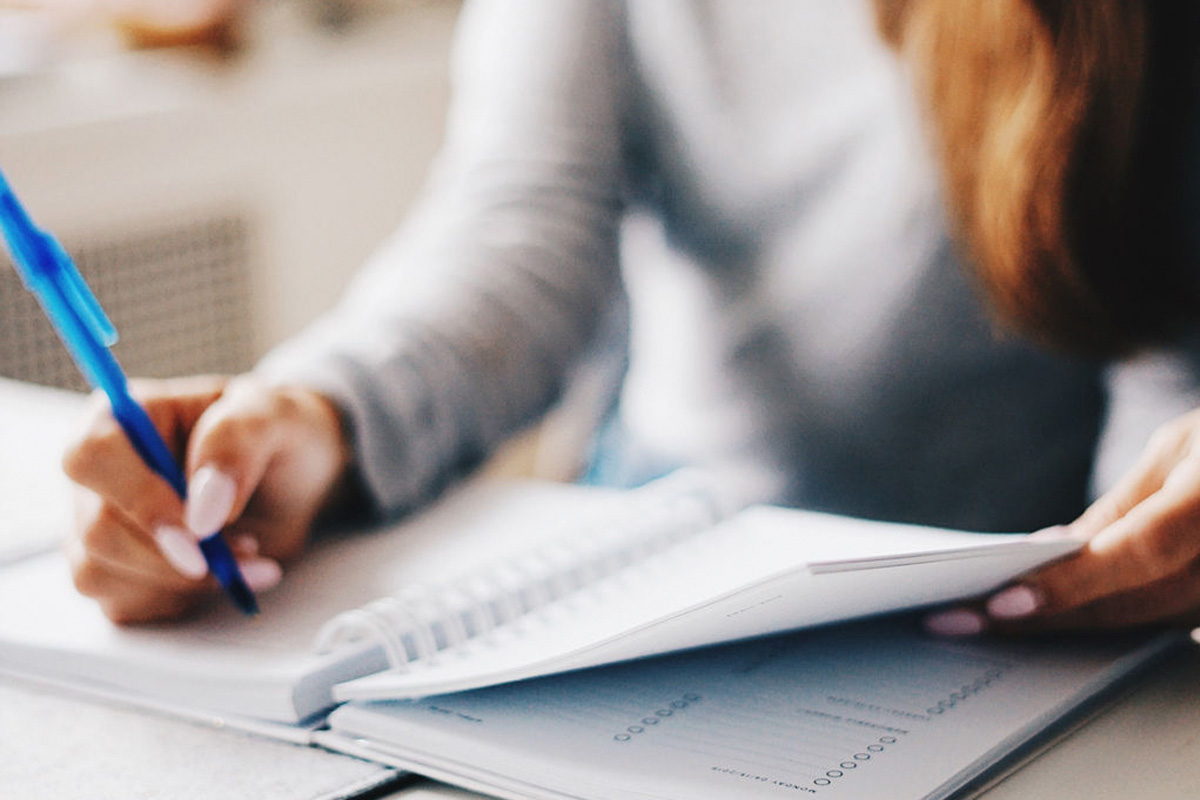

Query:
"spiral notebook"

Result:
[[0, 468, 1083, 736], [320, 620, 1179, 800]]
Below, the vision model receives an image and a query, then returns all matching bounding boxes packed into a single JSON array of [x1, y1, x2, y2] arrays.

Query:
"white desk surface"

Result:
[[376, 642, 1200, 800], [0, 676, 401, 800]]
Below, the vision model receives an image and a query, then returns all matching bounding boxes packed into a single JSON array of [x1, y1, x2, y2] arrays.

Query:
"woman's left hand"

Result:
[[926, 408, 1200, 636]]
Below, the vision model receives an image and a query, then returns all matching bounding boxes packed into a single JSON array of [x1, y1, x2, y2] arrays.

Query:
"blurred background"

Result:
[[0, 0, 460, 390]]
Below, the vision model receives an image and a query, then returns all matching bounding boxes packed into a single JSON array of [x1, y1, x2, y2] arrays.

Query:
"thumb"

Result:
[[184, 464, 242, 540], [183, 379, 287, 539]]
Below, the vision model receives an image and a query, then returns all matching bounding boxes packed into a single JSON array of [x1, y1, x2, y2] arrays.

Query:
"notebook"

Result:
[[0, 377, 1181, 798], [0, 466, 1082, 732], [319, 619, 1178, 800], [0, 377, 82, 564]]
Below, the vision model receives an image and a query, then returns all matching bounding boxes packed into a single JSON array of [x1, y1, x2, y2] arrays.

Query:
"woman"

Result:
[[63, 0, 1200, 633]]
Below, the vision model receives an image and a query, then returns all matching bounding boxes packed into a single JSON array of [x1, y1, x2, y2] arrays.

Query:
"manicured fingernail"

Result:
[[986, 585, 1040, 619], [154, 525, 209, 579], [923, 608, 986, 637], [239, 558, 283, 592], [186, 466, 237, 539]]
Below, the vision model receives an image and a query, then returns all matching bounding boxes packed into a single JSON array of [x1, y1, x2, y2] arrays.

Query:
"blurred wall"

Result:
[[0, 2, 458, 386]]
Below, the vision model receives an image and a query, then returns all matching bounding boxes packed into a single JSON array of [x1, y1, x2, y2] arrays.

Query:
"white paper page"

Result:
[[0, 378, 84, 563], [335, 508, 1078, 700], [0, 479, 627, 722], [327, 620, 1172, 800]]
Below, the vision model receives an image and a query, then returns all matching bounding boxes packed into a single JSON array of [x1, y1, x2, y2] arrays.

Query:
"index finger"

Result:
[[63, 400, 185, 535]]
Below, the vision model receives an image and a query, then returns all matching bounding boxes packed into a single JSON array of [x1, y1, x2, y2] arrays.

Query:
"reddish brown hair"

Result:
[[878, 0, 1198, 353]]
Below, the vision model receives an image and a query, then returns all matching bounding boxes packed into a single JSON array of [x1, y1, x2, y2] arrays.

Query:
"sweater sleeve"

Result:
[[254, 0, 630, 515]]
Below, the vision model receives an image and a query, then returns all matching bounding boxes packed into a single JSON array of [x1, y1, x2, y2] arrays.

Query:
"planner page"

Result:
[[326, 619, 1173, 800]]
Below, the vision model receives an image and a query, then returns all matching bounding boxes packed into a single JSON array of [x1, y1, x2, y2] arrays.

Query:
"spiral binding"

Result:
[[313, 470, 728, 671]]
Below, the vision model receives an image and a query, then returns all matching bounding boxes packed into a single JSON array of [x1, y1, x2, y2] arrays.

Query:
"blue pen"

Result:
[[0, 168, 258, 615]]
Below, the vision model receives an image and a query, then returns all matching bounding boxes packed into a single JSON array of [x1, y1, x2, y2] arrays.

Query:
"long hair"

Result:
[[877, 0, 1198, 354]]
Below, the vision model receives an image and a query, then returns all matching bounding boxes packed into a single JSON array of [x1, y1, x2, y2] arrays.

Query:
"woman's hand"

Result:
[[63, 374, 353, 624], [926, 408, 1200, 636]]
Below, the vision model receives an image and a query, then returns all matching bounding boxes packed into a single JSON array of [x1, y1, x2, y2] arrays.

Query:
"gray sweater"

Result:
[[258, 0, 1200, 532]]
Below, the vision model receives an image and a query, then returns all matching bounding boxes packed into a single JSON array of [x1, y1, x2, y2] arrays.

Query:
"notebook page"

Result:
[[0, 479, 630, 722], [0, 378, 83, 563], [334, 507, 1076, 700], [326, 620, 1172, 800]]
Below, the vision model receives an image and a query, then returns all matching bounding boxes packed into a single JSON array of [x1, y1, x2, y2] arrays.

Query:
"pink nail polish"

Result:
[[153, 525, 208, 579], [185, 466, 237, 539], [987, 585, 1040, 619], [238, 558, 283, 592], [923, 608, 985, 637]]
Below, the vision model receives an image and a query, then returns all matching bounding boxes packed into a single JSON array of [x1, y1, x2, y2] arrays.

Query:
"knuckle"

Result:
[[271, 391, 303, 423], [234, 411, 273, 443], [60, 440, 91, 483], [77, 512, 117, 555], [1127, 524, 1188, 574], [62, 440, 100, 484], [61, 428, 125, 485], [70, 559, 108, 599], [1026, 560, 1099, 614], [77, 510, 110, 549], [78, 506, 138, 561], [201, 406, 273, 459], [99, 600, 141, 626]]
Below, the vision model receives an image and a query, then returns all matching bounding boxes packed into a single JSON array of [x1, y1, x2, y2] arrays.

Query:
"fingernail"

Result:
[[986, 585, 1041, 619], [186, 466, 237, 539], [239, 558, 283, 592], [154, 525, 209, 579], [923, 608, 986, 637]]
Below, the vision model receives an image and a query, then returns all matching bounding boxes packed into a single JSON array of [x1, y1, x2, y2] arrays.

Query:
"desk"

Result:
[[371, 642, 1200, 800], [0, 676, 402, 799]]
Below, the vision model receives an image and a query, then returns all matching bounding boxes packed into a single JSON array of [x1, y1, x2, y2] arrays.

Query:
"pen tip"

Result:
[[228, 579, 260, 617]]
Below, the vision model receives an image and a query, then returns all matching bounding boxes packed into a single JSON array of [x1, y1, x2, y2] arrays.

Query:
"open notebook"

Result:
[[0, 468, 1083, 733], [320, 619, 1178, 800], [0, 382, 1182, 799]]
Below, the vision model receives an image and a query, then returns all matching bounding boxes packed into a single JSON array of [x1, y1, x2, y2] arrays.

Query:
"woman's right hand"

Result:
[[62, 374, 354, 624]]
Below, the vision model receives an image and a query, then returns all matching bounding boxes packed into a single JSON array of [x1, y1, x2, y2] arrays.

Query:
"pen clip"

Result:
[[49, 237, 118, 347], [0, 169, 118, 347]]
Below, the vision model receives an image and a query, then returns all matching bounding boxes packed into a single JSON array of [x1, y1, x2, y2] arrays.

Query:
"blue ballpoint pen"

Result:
[[0, 168, 258, 615]]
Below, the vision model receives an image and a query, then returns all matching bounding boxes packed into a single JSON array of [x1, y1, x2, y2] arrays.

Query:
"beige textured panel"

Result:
[[0, 213, 253, 390]]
